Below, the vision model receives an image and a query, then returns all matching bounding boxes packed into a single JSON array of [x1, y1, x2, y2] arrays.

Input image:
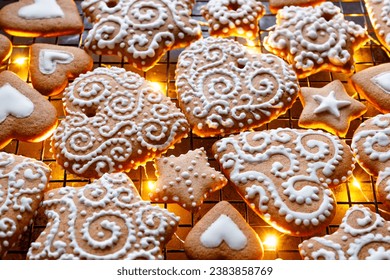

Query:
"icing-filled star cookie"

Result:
[[27, 173, 179, 260], [299, 205, 390, 259], [149, 148, 228, 211], [0, 70, 58, 149], [364, 0, 390, 51], [176, 37, 300, 137], [0, 0, 83, 37], [52, 66, 189, 179], [29, 43, 93, 96], [263, 2, 368, 78], [201, 0, 266, 39], [377, 167, 390, 210], [298, 80, 367, 137], [0, 152, 51, 258], [82, 0, 202, 71], [269, 0, 325, 13], [351, 63, 390, 113], [184, 201, 264, 259], [351, 114, 390, 177], [0, 35, 12, 64], [212, 128, 356, 236]]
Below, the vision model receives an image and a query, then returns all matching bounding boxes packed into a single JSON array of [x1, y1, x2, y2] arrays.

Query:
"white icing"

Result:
[[27, 173, 179, 260], [200, 214, 247, 250], [52, 67, 189, 178], [81, 0, 201, 71], [365, 0, 390, 48], [0, 83, 34, 123], [372, 72, 390, 94], [313, 91, 351, 118], [39, 49, 74, 75], [264, 2, 367, 77], [18, 0, 65, 20]]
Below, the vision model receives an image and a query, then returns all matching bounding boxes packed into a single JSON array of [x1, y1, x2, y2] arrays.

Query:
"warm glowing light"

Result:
[[263, 235, 278, 249], [246, 39, 256, 47], [351, 177, 362, 190], [13, 56, 28, 66], [146, 181, 156, 192], [151, 82, 164, 93]]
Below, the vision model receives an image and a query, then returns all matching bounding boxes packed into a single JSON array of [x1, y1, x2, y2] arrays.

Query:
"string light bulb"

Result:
[[351, 177, 362, 190], [146, 181, 156, 192], [150, 82, 164, 93], [263, 234, 278, 249], [13, 56, 28, 66]]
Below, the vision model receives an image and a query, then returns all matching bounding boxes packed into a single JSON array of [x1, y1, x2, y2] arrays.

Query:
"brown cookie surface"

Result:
[[0, 0, 83, 37], [0, 34, 12, 63], [299, 205, 390, 259], [299, 80, 366, 137], [0, 70, 58, 148], [264, 2, 368, 78], [29, 43, 93, 96], [212, 128, 356, 236], [149, 148, 228, 212], [184, 201, 264, 260], [176, 37, 300, 137], [27, 173, 179, 260], [377, 168, 390, 210], [52, 66, 189, 179], [201, 0, 265, 39], [351, 63, 390, 114], [82, 0, 202, 71], [269, 0, 325, 13], [0, 152, 51, 258]]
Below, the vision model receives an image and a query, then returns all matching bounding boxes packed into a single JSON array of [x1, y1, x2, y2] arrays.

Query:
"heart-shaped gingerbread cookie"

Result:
[[52, 67, 190, 179], [176, 37, 300, 137], [212, 128, 356, 236]]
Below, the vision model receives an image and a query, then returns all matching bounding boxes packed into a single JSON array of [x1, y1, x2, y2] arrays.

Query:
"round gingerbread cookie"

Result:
[[201, 0, 266, 39], [176, 37, 300, 137], [351, 113, 390, 177], [377, 168, 390, 210], [52, 66, 190, 179], [212, 128, 356, 237]]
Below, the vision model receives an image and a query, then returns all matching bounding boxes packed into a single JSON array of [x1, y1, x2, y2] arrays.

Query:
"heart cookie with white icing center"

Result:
[[184, 201, 264, 259], [176, 37, 300, 137], [29, 43, 93, 96], [212, 128, 356, 236]]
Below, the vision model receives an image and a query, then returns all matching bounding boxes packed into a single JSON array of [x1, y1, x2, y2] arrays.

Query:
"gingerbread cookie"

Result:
[[364, 0, 390, 51], [299, 205, 390, 259], [201, 0, 265, 39], [351, 63, 390, 113], [212, 128, 356, 237], [81, 0, 202, 71], [299, 80, 367, 137], [149, 148, 228, 212], [176, 37, 300, 137], [29, 43, 93, 96], [377, 168, 390, 210], [269, 0, 325, 13], [0, 34, 12, 64], [351, 114, 390, 177], [184, 201, 264, 260], [263, 2, 369, 78], [27, 173, 179, 260], [52, 66, 189, 179], [0, 70, 58, 149], [0, 152, 51, 258], [0, 0, 83, 37]]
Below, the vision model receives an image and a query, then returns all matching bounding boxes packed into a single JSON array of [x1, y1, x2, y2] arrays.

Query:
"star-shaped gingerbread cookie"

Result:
[[298, 80, 366, 137], [27, 172, 180, 260], [81, 0, 202, 71], [149, 148, 228, 212], [299, 205, 390, 259], [0, 35, 12, 64]]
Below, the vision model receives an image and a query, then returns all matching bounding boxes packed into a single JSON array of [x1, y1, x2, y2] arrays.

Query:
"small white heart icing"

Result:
[[39, 49, 74, 75], [0, 83, 34, 123], [372, 72, 390, 94], [18, 0, 64, 20], [200, 214, 247, 250]]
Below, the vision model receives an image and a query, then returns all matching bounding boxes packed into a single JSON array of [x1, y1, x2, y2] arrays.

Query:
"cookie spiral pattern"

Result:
[[82, 0, 202, 71], [176, 37, 299, 137], [52, 67, 189, 179], [0, 152, 50, 257], [212, 128, 355, 236], [27, 173, 179, 260]]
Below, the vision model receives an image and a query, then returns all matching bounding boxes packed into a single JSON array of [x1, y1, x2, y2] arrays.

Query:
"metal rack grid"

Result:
[[0, 0, 389, 260]]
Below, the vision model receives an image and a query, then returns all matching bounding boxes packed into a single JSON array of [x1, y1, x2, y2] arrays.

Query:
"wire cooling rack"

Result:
[[0, 0, 389, 260]]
